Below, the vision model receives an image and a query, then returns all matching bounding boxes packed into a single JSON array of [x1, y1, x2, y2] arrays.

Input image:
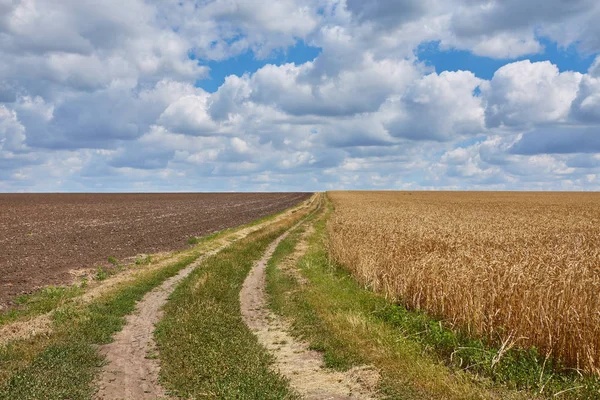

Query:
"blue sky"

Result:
[[418, 38, 597, 79], [196, 41, 322, 92], [1, 0, 600, 192], [196, 37, 596, 93]]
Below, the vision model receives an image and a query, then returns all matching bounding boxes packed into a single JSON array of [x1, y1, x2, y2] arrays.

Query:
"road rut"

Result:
[[240, 211, 380, 400], [95, 197, 316, 399]]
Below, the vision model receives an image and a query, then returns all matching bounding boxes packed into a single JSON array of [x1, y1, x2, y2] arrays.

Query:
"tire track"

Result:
[[94, 196, 317, 400], [240, 202, 380, 400]]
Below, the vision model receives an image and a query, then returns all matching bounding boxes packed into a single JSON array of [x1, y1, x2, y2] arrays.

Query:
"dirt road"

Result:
[[240, 202, 380, 399], [95, 196, 315, 400]]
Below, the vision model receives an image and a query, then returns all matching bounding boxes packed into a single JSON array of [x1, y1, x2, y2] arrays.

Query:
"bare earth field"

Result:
[[0, 192, 311, 307]]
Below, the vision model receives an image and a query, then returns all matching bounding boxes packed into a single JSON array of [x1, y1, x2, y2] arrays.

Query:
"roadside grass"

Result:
[[135, 254, 153, 265], [107, 256, 119, 267], [187, 230, 227, 246], [0, 257, 160, 329], [0, 285, 84, 327], [94, 266, 109, 281], [183, 197, 316, 248], [265, 200, 600, 400], [187, 236, 200, 245], [0, 253, 199, 399], [155, 216, 306, 399]]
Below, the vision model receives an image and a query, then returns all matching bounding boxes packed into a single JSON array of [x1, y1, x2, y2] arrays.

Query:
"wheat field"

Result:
[[327, 191, 600, 375]]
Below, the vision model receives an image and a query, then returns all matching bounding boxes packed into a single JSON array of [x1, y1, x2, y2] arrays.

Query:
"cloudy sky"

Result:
[[1, 0, 600, 192]]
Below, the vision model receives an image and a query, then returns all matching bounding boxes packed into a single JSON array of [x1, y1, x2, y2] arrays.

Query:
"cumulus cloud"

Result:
[[384, 70, 485, 141], [446, 0, 600, 57], [509, 127, 600, 155], [470, 33, 543, 59], [450, 0, 594, 37], [156, 0, 321, 60], [1, 0, 600, 191], [570, 57, 600, 123], [158, 92, 218, 136], [345, 0, 429, 29], [432, 135, 598, 190], [244, 55, 419, 117], [0, 1, 207, 96], [482, 60, 582, 128]]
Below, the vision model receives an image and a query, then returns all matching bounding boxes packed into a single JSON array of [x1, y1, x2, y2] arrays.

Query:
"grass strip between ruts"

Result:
[[155, 215, 306, 399]]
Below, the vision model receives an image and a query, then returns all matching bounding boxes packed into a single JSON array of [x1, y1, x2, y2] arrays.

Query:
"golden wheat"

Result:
[[327, 191, 600, 375]]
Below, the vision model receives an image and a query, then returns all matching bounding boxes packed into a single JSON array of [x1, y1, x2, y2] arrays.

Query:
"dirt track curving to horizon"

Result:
[[240, 197, 380, 399], [0, 192, 311, 308]]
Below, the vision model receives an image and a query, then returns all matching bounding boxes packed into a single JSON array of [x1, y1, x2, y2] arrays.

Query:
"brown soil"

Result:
[[0, 192, 310, 308], [240, 213, 380, 400]]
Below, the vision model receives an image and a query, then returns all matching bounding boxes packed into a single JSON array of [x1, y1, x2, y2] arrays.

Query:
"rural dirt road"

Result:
[[240, 204, 380, 400], [95, 262, 193, 399], [95, 196, 316, 400]]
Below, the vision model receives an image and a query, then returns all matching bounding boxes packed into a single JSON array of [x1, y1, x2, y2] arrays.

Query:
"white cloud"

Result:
[[1, 0, 600, 191], [156, 0, 321, 60], [384, 70, 485, 141], [0, 105, 27, 151], [446, 0, 600, 57], [471, 33, 543, 59], [0, 0, 206, 98], [482, 60, 582, 128], [245, 54, 420, 117], [571, 56, 600, 123], [158, 92, 218, 136], [230, 137, 251, 153], [344, 0, 429, 29]]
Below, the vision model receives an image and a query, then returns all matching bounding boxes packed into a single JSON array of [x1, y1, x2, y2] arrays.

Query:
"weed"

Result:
[[95, 267, 107, 281], [107, 256, 118, 266], [135, 255, 152, 265], [107, 256, 126, 271], [0, 286, 84, 327]]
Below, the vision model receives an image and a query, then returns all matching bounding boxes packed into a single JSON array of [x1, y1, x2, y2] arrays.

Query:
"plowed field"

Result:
[[0, 192, 311, 307]]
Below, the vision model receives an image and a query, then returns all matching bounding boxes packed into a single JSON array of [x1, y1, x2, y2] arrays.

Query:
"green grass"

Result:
[[94, 267, 108, 281], [265, 199, 600, 400], [184, 199, 312, 248], [0, 253, 199, 399], [135, 254, 153, 265], [107, 256, 119, 266], [156, 221, 302, 399], [0, 285, 84, 327], [187, 237, 200, 245]]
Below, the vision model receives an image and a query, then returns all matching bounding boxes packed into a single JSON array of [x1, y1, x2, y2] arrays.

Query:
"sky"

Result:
[[1, 0, 600, 192]]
